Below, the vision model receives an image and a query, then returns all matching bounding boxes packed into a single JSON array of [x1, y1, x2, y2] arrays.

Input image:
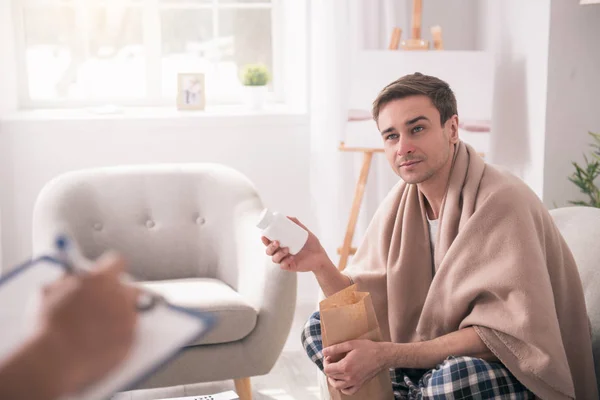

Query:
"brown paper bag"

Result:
[[319, 284, 394, 400]]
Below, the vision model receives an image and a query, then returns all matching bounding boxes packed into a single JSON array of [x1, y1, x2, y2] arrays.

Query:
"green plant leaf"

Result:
[[569, 200, 590, 206], [567, 134, 600, 208], [240, 64, 270, 86]]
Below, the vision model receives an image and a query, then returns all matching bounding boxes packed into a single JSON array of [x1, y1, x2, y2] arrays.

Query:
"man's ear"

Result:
[[447, 115, 459, 143]]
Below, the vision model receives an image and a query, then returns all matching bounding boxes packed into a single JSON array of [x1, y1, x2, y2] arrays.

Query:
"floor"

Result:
[[112, 304, 322, 400]]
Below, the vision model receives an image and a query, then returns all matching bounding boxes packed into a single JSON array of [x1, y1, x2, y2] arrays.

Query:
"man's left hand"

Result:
[[322, 339, 387, 395]]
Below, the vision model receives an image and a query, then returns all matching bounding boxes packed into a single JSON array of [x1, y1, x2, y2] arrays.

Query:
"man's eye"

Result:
[[412, 126, 424, 134], [385, 134, 399, 140]]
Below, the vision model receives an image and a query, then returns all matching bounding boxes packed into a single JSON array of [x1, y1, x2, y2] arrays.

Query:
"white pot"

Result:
[[243, 85, 268, 110]]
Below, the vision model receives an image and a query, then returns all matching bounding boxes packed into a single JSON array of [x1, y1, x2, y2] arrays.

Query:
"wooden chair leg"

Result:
[[338, 151, 374, 271], [234, 377, 252, 400]]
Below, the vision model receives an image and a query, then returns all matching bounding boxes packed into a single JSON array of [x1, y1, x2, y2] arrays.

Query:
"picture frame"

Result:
[[177, 73, 205, 110]]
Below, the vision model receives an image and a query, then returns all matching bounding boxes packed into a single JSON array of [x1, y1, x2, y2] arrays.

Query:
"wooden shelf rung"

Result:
[[339, 141, 385, 153], [337, 247, 357, 256]]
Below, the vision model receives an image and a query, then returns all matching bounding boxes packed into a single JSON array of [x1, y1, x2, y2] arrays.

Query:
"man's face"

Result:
[[377, 95, 458, 184]]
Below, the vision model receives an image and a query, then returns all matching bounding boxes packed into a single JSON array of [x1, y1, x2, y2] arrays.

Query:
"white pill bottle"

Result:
[[257, 209, 308, 255]]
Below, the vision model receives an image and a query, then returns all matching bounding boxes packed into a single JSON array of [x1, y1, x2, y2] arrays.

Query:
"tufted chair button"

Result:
[[93, 222, 103, 231], [196, 217, 206, 225], [146, 220, 155, 229]]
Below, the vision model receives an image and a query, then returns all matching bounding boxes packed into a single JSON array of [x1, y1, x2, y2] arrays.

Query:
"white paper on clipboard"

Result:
[[0, 257, 216, 400]]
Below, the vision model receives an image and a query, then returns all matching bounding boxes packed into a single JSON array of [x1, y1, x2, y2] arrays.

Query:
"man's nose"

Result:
[[397, 135, 415, 157]]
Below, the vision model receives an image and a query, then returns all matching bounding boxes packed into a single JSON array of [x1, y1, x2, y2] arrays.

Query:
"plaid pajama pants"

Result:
[[301, 311, 535, 399]]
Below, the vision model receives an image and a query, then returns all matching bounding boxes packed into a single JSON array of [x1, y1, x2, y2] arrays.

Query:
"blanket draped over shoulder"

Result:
[[344, 141, 598, 399]]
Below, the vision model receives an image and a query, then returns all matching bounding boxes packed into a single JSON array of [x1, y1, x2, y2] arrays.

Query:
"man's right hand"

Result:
[[261, 216, 353, 297], [261, 217, 330, 273]]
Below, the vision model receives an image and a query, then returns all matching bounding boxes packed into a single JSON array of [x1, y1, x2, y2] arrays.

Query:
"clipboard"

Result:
[[0, 255, 216, 400]]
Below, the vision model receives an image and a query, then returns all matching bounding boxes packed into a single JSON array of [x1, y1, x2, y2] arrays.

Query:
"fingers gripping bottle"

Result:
[[256, 209, 308, 255]]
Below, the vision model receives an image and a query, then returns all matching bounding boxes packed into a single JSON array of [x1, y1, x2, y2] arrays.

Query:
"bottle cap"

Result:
[[256, 208, 273, 229]]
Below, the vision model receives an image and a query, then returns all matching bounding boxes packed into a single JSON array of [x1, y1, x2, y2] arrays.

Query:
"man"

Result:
[[262, 73, 597, 399], [0, 253, 138, 400]]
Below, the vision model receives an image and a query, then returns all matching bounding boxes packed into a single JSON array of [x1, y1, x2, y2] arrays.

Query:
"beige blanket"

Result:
[[344, 141, 597, 399]]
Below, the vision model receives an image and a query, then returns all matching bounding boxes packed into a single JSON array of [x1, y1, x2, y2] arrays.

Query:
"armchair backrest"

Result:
[[550, 206, 600, 391], [32, 164, 265, 284]]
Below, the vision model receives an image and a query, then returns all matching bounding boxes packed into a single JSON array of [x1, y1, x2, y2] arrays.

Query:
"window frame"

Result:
[[11, 0, 285, 109]]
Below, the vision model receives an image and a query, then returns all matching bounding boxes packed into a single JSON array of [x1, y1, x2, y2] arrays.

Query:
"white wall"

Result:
[[0, 0, 17, 115], [478, 0, 552, 198], [0, 114, 321, 305], [0, 0, 17, 269], [419, 0, 478, 50], [478, 0, 600, 206], [543, 1, 600, 207], [361, 0, 479, 51]]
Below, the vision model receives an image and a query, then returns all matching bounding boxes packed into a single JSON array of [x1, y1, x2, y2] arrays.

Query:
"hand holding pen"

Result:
[[0, 252, 141, 400]]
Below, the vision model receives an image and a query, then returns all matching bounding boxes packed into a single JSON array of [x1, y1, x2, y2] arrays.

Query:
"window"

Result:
[[12, 0, 280, 108]]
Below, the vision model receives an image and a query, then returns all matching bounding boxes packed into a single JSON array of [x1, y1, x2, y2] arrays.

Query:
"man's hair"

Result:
[[372, 72, 458, 125]]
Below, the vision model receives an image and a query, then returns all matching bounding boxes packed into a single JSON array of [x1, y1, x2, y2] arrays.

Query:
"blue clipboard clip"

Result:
[[53, 234, 165, 313]]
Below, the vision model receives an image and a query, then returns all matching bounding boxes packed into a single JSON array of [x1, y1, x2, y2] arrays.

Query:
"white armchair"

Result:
[[549, 206, 600, 394], [31, 164, 297, 400]]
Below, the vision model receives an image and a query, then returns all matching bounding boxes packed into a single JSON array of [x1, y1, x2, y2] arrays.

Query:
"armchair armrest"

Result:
[[229, 205, 297, 374]]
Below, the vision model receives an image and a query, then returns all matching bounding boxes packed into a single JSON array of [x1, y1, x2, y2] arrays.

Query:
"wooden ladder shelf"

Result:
[[337, 141, 384, 271]]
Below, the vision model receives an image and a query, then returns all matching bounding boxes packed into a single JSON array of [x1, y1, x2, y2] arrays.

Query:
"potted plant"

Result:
[[240, 63, 270, 110], [568, 131, 600, 207]]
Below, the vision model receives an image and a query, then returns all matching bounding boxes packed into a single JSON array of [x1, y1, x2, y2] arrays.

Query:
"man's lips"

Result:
[[399, 160, 422, 168]]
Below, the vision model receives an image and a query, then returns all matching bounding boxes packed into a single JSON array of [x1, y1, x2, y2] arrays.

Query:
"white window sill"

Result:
[[1, 104, 308, 127]]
